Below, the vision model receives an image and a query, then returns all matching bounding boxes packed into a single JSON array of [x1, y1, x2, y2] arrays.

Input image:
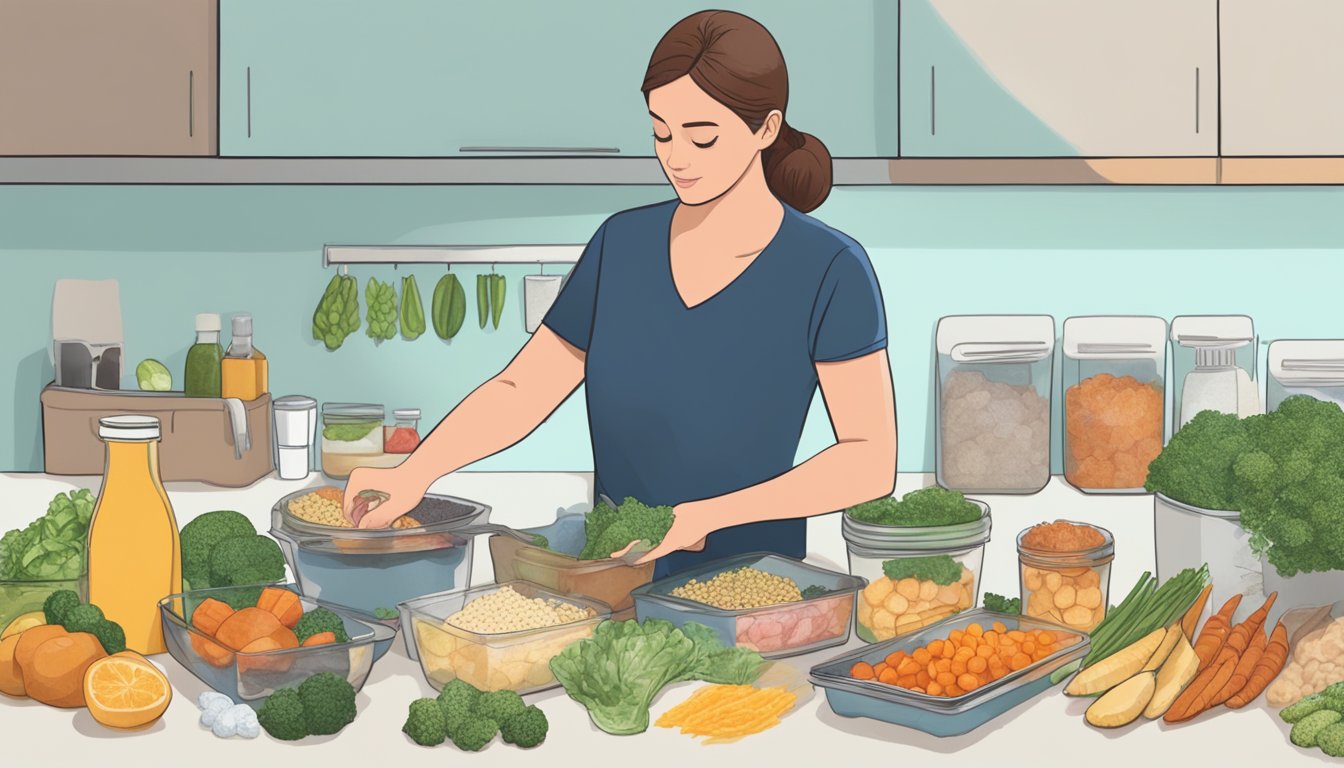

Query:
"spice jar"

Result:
[[320, 403, 386, 479], [1061, 316, 1167, 493], [385, 408, 422, 454], [1017, 520, 1113, 631], [935, 315, 1054, 494]]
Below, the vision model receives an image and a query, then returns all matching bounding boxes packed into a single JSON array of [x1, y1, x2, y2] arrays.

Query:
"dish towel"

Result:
[[222, 398, 251, 460]]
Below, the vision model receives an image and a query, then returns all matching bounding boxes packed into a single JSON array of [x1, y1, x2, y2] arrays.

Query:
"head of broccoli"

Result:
[[180, 510, 257, 590], [847, 487, 980, 527], [258, 688, 308, 741], [61, 603, 105, 634], [437, 679, 481, 734], [1144, 409, 1252, 510], [294, 607, 351, 644], [473, 689, 526, 724], [451, 716, 498, 752], [403, 698, 448, 746], [207, 534, 285, 589], [499, 705, 548, 749], [579, 497, 675, 561], [42, 589, 81, 626], [982, 592, 1021, 614], [297, 672, 357, 736]]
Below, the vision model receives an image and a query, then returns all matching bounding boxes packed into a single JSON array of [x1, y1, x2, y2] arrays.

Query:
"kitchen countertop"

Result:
[[0, 471, 1318, 767]]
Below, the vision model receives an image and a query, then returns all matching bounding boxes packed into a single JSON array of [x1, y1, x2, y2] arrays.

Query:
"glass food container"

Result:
[[1061, 315, 1167, 493], [488, 510, 655, 619], [935, 315, 1054, 494], [159, 583, 396, 706], [808, 609, 1089, 737], [630, 553, 866, 658], [1267, 339, 1344, 412], [0, 574, 86, 635], [399, 581, 609, 694], [384, 408, 422, 454], [1017, 521, 1113, 632], [844, 500, 991, 643], [320, 403, 388, 479], [270, 488, 490, 614], [1170, 315, 1261, 433]]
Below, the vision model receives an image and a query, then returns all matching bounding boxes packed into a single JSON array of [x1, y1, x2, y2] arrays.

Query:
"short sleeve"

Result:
[[808, 245, 888, 363], [541, 221, 607, 352]]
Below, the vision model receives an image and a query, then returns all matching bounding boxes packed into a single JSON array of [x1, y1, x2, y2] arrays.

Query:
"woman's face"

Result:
[[647, 75, 782, 205]]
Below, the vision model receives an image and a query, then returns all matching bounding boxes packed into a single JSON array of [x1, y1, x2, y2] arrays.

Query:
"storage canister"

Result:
[[935, 315, 1054, 494], [1267, 339, 1344, 412], [1017, 520, 1113, 631], [1061, 316, 1167, 493], [1170, 315, 1261, 433], [1154, 493, 1261, 621]]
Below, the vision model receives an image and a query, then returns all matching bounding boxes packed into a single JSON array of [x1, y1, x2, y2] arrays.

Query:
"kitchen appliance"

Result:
[[51, 279, 124, 390], [273, 395, 317, 480]]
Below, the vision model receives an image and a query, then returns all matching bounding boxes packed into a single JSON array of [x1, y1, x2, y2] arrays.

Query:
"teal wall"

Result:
[[2, 184, 1341, 476]]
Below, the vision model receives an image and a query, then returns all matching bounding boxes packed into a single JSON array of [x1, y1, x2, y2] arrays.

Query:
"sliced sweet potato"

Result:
[[0, 633, 25, 697], [214, 607, 284, 652], [237, 630, 298, 674], [190, 633, 236, 668], [190, 598, 236, 636], [256, 587, 303, 629], [300, 631, 337, 648]]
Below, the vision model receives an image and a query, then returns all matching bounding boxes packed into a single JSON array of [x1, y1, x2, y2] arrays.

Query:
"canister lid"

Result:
[[936, 315, 1056, 363], [274, 395, 318, 411], [1063, 316, 1167, 361], [393, 408, 421, 420], [99, 414, 161, 440]]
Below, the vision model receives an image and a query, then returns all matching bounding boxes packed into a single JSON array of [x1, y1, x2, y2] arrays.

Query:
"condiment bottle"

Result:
[[221, 313, 269, 401], [1179, 346, 1257, 428], [184, 313, 223, 398], [384, 408, 422, 454], [87, 415, 182, 655]]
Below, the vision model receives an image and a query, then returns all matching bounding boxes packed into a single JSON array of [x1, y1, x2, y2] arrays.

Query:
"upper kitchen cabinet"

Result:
[[899, 0, 1217, 158], [1221, 0, 1344, 156], [220, 0, 892, 157], [0, 0, 217, 156]]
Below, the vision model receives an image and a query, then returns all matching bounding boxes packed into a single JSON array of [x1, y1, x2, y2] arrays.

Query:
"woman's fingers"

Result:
[[609, 541, 639, 559]]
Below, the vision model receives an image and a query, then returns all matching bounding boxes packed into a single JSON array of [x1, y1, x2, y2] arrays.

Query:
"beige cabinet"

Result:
[[0, 0, 216, 155], [1221, 0, 1344, 156]]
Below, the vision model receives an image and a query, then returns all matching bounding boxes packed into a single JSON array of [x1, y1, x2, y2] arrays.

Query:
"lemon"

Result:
[[1, 612, 45, 640], [83, 652, 172, 729]]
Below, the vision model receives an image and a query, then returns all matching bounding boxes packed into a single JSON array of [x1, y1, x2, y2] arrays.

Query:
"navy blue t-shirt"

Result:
[[542, 199, 887, 578]]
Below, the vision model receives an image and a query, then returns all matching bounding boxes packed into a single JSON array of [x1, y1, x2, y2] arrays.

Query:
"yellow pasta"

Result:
[[657, 684, 798, 743]]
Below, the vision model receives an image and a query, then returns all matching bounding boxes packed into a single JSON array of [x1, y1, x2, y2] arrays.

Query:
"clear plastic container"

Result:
[[844, 500, 991, 643], [488, 511, 655, 619], [270, 488, 489, 614], [159, 582, 396, 706], [808, 609, 1090, 737], [384, 408, 422, 454], [1267, 339, 1344, 412], [1154, 493, 1261, 622], [320, 403, 390, 479], [1061, 315, 1167, 493], [630, 553, 865, 658], [0, 574, 86, 633], [1017, 521, 1113, 631], [1170, 315, 1261, 434], [399, 581, 609, 694], [935, 315, 1054, 494]]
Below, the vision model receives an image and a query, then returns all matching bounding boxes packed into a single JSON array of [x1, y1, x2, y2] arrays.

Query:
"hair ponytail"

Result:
[[763, 121, 832, 212]]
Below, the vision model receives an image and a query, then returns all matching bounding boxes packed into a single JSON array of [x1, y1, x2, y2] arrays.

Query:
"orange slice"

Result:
[[83, 652, 172, 729]]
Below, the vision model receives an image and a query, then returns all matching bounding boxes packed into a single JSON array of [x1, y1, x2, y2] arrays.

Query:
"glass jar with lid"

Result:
[[935, 315, 1055, 494], [1267, 339, 1344, 412], [320, 403, 385, 479], [1017, 520, 1114, 632], [1170, 315, 1261, 433], [1061, 315, 1167, 493], [385, 408, 422, 454]]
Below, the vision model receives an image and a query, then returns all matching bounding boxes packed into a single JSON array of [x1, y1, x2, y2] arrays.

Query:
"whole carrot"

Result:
[[1165, 653, 1237, 723], [1227, 621, 1290, 709], [1224, 592, 1276, 656], [1193, 593, 1243, 672], [1211, 627, 1267, 707], [1181, 583, 1213, 640]]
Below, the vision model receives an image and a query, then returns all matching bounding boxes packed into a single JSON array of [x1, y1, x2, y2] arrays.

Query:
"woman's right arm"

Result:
[[345, 326, 586, 528]]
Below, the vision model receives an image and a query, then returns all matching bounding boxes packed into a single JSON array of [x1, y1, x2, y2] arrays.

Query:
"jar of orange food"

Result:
[[1017, 520, 1113, 631]]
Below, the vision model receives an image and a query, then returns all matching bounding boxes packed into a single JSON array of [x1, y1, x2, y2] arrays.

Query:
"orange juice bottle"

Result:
[[221, 313, 268, 400], [87, 415, 182, 655]]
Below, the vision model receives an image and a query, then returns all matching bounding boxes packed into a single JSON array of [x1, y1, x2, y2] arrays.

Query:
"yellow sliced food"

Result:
[[1, 611, 46, 640], [1065, 627, 1165, 696], [1144, 634, 1200, 719], [0, 634, 25, 697], [83, 652, 172, 729], [1085, 671, 1156, 728], [1142, 625, 1184, 673]]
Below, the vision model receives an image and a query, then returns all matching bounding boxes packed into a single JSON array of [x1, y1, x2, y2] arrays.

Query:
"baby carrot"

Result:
[[1193, 593, 1243, 672], [1227, 621, 1289, 709], [1181, 583, 1213, 640], [1224, 592, 1276, 656], [1165, 653, 1237, 723], [1211, 627, 1266, 707]]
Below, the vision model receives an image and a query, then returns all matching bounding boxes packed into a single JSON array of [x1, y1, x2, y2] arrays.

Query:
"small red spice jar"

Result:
[[384, 408, 422, 454]]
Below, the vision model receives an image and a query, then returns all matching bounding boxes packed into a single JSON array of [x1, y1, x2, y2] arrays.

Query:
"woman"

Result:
[[345, 10, 897, 579]]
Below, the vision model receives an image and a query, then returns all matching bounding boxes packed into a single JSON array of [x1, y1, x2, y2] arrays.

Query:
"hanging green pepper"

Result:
[[476, 274, 489, 329], [432, 273, 466, 340], [400, 275, 426, 340], [490, 274, 506, 330]]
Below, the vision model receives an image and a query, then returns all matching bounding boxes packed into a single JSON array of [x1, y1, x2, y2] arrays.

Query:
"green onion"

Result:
[[1082, 565, 1208, 668]]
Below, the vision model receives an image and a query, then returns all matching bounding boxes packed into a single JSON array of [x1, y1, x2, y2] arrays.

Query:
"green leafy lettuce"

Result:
[[0, 489, 94, 581], [881, 554, 963, 586]]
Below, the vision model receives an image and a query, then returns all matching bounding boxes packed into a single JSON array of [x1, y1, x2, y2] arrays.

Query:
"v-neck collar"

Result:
[[663, 201, 790, 312]]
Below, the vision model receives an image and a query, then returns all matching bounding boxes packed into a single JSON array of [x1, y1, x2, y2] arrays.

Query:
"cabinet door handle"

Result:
[[246, 66, 253, 138], [188, 70, 194, 137], [458, 146, 621, 154], [930, 65, 937, 136], [1194, 66, 1200, 134]]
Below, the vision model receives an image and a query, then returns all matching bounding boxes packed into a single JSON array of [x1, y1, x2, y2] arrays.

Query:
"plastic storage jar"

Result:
[[1017, 521, 1113, 631], [320, 403, 386, 479], [935, 315, 1054, 494], [844, 500, 991, 643], [384, 408, 422, 454], [1170, 315, 1260, 433], [1267, 339, 1344, 412], [1061, 315, 1167, 493]]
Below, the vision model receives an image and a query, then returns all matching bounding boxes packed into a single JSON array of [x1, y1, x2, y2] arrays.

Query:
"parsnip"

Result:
[[1144, 634, 1200, 719], [1086, 672, 1156, 728], [1142, 625, 1183, 673], [1066, 628, 1165, 696]]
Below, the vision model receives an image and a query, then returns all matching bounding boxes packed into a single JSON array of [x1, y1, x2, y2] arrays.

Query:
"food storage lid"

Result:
[[271, 488, 490, 555], [1016, 520, 1115, 568], [842, 500, 992, 555], [393, 408, 421, 421], [630, 552, 867, 617], [321, 402, 384, 422], [1063, 316, 1166, 361], [274, 395, 317, 411], [195, 313, 221, 333], [98, 414, 161, 440], [1170, 315, 1255, 349], [397, 580, 610, 642], [936, 315, 1055, 363], [1269, 340, 1344, 385]]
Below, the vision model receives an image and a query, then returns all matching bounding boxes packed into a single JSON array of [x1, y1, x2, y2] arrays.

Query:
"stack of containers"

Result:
[[934, 315, 1055, 495], [1267, 339, 1344, 412], [1060, 316, 1167, 494]]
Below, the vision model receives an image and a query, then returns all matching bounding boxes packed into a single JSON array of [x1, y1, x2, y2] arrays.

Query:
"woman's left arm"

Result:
[[635, 349, 897, 562]]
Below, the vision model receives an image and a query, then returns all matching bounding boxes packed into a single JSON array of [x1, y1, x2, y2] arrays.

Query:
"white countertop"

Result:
[[0, 471, 1317, 767]]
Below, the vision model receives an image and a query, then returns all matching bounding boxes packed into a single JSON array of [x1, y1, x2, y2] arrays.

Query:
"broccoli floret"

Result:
[[61, 603, 105, 634], [258, 688, 308, 741], [403, 698, 448, 746], [800, 585, 828, 600], [91, 619, 126, 655], [579, 497, 675, 561], [1292, 709, 1342, 748], [982, 592, 1021, 614], [294, 607, 351, 644], [499, 705, 548, 748], [1319, 723, 1344, 757], [451, 716, 498, 752], [207, 534, 285, 589], [881, 555, 963, 586], [1145, 409, 1251, 510], [297, 672, 357, 736], [847, 488, 980, 527], [42, 589, 81, 625], [180, 510, 256, 590], [473, 689, 526, 724], [437, 679, 481, 734]]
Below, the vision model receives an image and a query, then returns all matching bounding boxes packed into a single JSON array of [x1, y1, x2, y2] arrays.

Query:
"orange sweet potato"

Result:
[[237, 629, 299, 674], [13, 625, 68, 670], [190, 633, 236, 668], [256, 588, 303, 629], [24, 632, 106, 708], [214, 607, 284, 652], [190, 598, 236, 636], [300, 631, 337, 648], [0, 633, 25, 697]]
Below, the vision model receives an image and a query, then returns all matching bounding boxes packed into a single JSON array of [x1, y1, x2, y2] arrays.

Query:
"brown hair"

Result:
[[642, 10, 833, 212]]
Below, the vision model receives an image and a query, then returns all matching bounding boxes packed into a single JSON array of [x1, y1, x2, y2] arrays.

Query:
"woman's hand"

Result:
[[344, 464, 431, 529], [624, 500, 716, 564]]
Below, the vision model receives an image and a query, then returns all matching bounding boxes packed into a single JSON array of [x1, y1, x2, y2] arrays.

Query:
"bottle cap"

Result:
[[98, 414, 161, 440], [195, 313, 221, 333], [1194, 346, 1237, 368], [231, 313, 253, 336], [393, 408, 421, 421]]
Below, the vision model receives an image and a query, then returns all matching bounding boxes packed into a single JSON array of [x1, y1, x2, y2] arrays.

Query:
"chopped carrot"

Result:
[[991, 621, 1007, 634], [878, 667, 900, 685], [850, 662, 875, 680], [967, 623, 984, 638]]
